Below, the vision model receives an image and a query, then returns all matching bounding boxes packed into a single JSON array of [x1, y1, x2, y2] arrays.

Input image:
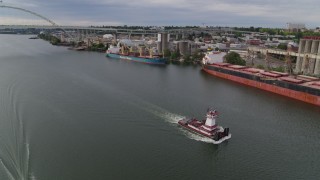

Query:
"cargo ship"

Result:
[[178, 108, 231, 144], [106, 45, 166, 65], [202, 54, 320, 106]]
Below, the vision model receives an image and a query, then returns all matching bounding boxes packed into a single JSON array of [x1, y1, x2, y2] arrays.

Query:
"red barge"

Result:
[[202, 60, 320, 106], [178, 108, 231, 144]]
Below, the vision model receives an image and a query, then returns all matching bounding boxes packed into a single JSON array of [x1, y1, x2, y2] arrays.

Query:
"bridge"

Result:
[[0, 24, 229, 35], [0, 3, 57, 26], [0, 25, 161, 34], [0, 2, 164, 42], [0, 3, 231, 37]]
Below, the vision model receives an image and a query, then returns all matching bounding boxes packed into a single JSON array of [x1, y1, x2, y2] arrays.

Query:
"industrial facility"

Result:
[[295, 37, 320, 75]]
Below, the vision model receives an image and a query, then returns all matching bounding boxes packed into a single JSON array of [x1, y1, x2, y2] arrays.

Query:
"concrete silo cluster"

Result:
[[295, 37, 320, 75], [157, 33, 169, 54], [177, 41, 189, 57]]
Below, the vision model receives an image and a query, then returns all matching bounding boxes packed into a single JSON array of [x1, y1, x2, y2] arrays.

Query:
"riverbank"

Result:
[[38, 33, 107, 53]]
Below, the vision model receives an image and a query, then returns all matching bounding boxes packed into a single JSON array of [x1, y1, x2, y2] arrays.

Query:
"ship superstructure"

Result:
[[178, 108, 231, 144]]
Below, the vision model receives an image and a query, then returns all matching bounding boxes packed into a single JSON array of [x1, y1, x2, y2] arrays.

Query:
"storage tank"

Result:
[[161, 33, 168, 52], [315, 41, 320, 75], [295, 39, 306, 73], [157, 41, 162, 54], [178, 41, 189, 56]]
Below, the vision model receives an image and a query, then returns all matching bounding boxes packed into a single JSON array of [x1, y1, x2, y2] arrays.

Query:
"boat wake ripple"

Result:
[[147, 106, 219, 144], [116, 93, 218, 144], [0, 79, 34, 180], [86, 78, 221, 145], [74, 74, 215, 144]]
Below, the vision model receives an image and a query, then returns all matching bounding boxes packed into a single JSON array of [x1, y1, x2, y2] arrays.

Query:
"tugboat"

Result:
[[178, 108, 231, 144]]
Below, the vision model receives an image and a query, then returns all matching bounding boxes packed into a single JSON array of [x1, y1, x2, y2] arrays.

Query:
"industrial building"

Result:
[[295, 37, 320, 75], [157, 33, 169, 54], [286, 23, 306, 33], [173, 41, 198, 57]]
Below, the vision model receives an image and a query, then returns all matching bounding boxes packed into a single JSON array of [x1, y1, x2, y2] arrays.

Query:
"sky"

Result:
[[1, 0, 319, 28]]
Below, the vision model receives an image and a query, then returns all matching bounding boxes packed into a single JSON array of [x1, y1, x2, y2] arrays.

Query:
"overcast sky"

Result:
[[1, 0, 319, 28]]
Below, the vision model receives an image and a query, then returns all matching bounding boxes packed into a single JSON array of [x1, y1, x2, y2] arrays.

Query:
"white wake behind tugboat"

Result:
[[178, 108, 231, 144]]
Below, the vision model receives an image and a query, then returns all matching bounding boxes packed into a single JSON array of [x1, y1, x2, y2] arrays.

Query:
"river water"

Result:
[[0, 34, 319, 180]]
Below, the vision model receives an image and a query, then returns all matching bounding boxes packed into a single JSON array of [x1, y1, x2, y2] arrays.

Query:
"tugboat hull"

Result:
[[178, 119, 231, 144]]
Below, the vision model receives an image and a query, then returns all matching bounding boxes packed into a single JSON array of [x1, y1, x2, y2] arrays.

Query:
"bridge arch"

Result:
[[0, 3, 77, 41], [0, 3, 58, 26]]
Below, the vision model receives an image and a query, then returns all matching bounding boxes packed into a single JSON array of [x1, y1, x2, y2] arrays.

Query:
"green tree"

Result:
[[277, 44, 287, 50], [271, 66, 285, 72], [184, 55, 191, 62], [170, 51, 180, 60], [234, 32, 242, 38], [256, 64, 265, 69], [163, 49, 171, 58], [192, 50, 204, 61], [295, 32, 303, 42], [50, 36, 61, 45], [97, 43, 105, 48], [225, 52, 246, 65]]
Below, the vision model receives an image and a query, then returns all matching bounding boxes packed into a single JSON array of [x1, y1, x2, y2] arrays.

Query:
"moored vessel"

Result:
[[202, 52, 320, 106], [178, 108, 231, 144], [106, 44, 166, 65]]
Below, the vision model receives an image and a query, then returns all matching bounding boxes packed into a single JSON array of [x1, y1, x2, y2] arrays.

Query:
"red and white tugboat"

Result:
[[178, 108, 231, 144]]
